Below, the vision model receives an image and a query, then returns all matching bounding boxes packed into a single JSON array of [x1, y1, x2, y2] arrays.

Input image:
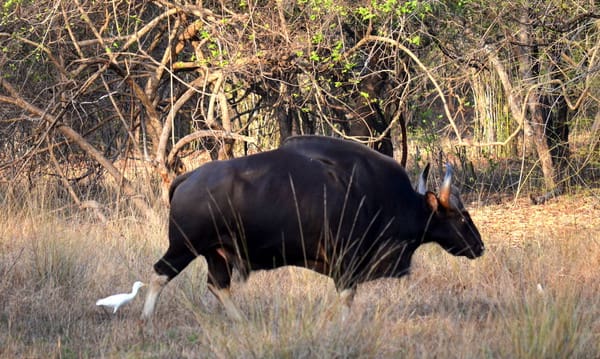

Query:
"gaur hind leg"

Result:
[[141, 250, 196, 322], [321, 286, 357, 322], [205, 248, 244, 321], [325, 274, 357, 322]]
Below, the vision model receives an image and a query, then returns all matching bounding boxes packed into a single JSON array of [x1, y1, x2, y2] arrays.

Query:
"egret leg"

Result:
[[141, 273, 169, 321], [207, 284, 243, 321]]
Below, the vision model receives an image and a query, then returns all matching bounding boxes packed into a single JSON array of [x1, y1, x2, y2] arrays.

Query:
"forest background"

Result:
[[0, 1, 599, 357]]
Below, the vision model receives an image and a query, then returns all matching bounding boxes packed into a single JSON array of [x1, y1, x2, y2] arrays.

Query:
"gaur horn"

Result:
[[439, 163, 453, 209], [416, 163, 431, 194]]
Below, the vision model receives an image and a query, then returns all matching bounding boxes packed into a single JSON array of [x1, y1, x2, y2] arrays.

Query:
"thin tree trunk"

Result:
[[592, 111, 600, 153], [516, 12, 558, 190], [544, 93, 570, 187], [488, 47, 558, 190], [527, 95, 557, 189]]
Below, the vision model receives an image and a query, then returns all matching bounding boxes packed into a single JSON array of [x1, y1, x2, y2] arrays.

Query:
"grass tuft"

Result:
[[506, 287, 598, 358]]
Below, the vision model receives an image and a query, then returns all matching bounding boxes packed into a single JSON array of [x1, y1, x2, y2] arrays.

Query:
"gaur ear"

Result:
[[425, 191, 439, 212]]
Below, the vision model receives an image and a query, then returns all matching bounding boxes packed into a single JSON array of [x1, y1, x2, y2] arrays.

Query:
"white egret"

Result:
[[96, 281, 145, 313]]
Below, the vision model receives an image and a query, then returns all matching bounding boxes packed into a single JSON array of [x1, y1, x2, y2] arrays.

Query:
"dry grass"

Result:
[[0, 186, 599, 358]]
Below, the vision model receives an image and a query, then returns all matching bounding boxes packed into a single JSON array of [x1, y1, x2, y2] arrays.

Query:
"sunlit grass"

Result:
[[0, 185, 599, 358]]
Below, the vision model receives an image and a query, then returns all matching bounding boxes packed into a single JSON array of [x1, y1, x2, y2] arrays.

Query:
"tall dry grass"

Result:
[[0, 183, 599, 358]]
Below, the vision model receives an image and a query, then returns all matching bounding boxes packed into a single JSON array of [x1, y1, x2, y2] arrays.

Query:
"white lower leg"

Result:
[[207, 284, 243, 321], [339, 288, 356, 321], [141, 273, 169, 321]]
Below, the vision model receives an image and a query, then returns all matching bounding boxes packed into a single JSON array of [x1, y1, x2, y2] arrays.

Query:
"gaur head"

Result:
[[418, 164, 484, 259]]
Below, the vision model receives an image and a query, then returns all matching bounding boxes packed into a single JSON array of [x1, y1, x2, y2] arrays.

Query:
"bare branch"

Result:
[[167, 130, 256, 167], [0, 77, 155, 219], [347, 35, 465, 144]]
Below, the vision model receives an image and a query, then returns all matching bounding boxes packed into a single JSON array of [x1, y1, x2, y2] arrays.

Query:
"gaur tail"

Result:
[[168, 171, 193, 202]]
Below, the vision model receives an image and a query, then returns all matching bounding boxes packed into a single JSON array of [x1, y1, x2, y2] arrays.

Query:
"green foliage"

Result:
[[199, 29, 211, 40], [330, 40, 343, 62], [408, 34, 421, 46], [1, 0, 25, 23], [357, 0, 432, 22], [356, 6, 376, 21], [309, 50, 321, 62], [456, 0, 473, 8], [311, 32, 324, 45]]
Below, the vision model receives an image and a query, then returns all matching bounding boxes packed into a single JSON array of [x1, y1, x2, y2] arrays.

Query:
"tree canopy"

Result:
[[1, 0, 598, 216]]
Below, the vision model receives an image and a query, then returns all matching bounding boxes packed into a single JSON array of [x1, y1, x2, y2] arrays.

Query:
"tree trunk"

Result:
[[543, 93, 570, 187], [527, 95, 557, 189], [517, 11, 559, 191]]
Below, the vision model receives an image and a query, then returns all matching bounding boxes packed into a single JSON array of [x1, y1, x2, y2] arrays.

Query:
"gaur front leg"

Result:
[[140, 273, 169, 323]]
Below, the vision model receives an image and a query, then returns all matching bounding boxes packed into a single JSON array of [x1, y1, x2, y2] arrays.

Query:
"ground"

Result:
[[0, 190, 598, 358]]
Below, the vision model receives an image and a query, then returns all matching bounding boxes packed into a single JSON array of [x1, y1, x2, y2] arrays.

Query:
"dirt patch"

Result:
[[471, 192, 600, 245]]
